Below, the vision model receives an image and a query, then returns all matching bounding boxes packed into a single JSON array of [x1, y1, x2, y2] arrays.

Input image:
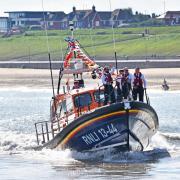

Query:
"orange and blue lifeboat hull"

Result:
[[44, 101, 158, 152]]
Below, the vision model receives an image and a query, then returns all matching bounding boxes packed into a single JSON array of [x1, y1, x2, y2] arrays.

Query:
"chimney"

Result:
[[92, 5, 96, 12], [73, 6, 76, 13]]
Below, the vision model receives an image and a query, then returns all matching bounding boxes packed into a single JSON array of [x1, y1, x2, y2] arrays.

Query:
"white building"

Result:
[[5, 11, 65, 29], [5, 11, 44, 27], [157, 11, 180, 25], [0, 17, 10, 32]]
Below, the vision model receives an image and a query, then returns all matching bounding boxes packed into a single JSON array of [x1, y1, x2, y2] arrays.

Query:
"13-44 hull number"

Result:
[[81, 123, 118, 145]]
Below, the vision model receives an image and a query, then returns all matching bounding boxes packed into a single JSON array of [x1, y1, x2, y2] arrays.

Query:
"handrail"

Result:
[[144, 88, 150, 105], [34, 115, 68, 145]]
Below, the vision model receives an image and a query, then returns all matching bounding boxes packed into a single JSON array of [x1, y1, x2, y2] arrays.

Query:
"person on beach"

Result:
[[101, 66, 116, 105], [132, 67, 147, 102]]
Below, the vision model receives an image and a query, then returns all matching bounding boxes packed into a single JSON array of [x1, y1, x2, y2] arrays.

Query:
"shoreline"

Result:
[[0, 68, 180, 91]]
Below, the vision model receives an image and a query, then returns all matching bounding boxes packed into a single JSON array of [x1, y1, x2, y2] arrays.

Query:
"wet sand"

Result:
[[0, 68, 180, 90]]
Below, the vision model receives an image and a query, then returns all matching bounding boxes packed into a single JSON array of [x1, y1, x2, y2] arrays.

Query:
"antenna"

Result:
[[41, 0, 50, 53], [41, 0, 56, 108], [108, 0, 118, 74], [88, 15, 96, 60], [164, 0, 166, 14]]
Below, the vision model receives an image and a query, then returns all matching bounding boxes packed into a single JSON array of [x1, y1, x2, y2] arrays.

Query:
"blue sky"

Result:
[[1, 0, 180, 16]]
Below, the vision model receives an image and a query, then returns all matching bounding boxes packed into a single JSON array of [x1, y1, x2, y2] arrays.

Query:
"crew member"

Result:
[[122, 67, 133, 100], [132, 67, 147, 102], [116, 69, 124, 102], [101, 66, 115, 105], [72, 80, 80, 89]]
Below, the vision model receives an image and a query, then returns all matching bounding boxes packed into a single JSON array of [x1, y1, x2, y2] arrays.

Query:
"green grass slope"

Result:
[[1, 26, 180, 61]]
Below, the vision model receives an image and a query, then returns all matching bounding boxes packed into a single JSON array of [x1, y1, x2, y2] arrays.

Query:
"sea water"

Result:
[[0, 88, 180, 180]]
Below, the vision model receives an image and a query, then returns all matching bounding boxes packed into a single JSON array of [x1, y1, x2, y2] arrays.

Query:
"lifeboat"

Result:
[[34, 35, 159, 152]]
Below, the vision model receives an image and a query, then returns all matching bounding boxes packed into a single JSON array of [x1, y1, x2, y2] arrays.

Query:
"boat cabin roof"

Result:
[[56, 86, 102, 100], [70, 86, 100, 95]]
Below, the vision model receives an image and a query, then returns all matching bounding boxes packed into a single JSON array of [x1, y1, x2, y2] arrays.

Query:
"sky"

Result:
[[1, 0, 180, 16]]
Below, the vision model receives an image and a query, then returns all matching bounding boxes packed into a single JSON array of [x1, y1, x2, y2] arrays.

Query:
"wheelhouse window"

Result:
[[94, 90, 105, 103], [74, 93, 92, 108], [56, 96, 74, 118], [66, 96, 74, 112], [56, 100, 67, 118]]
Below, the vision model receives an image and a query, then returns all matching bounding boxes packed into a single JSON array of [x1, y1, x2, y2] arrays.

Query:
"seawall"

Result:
[[0, 59, 180, 69]]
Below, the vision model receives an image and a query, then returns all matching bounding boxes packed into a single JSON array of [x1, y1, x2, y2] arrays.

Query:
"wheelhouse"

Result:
[[51, 88, 105, 121]]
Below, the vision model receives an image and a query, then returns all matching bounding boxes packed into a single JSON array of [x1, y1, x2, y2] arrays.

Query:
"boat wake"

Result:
[[71, 131, 180, 163], [0, 130, 179, 164], [160, 132, 180, 141], [0, 131, 37, 152]]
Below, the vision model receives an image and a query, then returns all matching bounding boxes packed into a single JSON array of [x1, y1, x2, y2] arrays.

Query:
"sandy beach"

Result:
[[0, 68, 180, 90]]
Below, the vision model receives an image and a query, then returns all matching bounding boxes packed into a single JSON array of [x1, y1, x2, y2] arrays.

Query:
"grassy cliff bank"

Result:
[[1, 26, 180, 61]]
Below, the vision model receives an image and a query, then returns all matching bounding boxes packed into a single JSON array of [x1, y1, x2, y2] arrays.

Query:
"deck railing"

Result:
[[34, 116, 67, 145]]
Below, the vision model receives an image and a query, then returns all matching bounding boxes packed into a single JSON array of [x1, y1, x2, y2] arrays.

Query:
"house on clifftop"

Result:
[[165, 11, 180, 25], [158, 11, 180, 25], [60, 6, 92, 29], [3, 6, 153, 30], [60, 6, 134, 29]]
